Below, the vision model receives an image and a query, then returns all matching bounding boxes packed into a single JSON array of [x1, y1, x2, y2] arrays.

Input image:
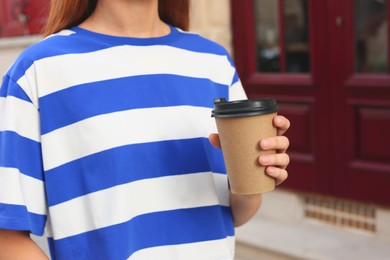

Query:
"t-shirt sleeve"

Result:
[[227, 57, 247, 101], [0, 73, 47, 236], [228, 74, 247, 101]]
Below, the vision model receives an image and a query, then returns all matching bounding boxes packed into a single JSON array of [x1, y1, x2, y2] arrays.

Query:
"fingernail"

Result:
[[259, 156, 270, 165]]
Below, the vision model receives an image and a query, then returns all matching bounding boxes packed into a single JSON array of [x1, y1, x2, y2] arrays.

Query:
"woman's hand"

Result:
[[209, 115, 291, 185], [258, 115, 290, 185]]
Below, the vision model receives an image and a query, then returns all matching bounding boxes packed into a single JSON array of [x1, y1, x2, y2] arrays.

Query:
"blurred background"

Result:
[[1, 0, 389, 259]]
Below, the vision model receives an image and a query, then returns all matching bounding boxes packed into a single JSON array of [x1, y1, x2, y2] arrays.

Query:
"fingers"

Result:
[[262, 115, 290, 186], [210, 130, 290, 186], [208, 133, 221, 149], [259, 152, 290, 186], [259, 153, 290, 169], [260, 136, 290, 153], [265, 167, 288, 186], [273, 115, 290, 136]]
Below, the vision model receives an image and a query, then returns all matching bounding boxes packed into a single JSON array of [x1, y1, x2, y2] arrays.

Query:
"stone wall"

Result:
[[190, 0, 233, 54]]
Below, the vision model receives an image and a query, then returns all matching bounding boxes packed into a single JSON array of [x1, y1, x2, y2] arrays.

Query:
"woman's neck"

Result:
[[79, 0, 170, 38]]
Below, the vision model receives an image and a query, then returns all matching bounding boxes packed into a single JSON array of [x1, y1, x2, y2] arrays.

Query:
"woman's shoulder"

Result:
[[173, 28, 230, 57], [17, 29, 85, 62], [5, 29, 95, 79]]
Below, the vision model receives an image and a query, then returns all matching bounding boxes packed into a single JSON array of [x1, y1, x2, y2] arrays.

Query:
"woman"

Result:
[[0, 0, 290, 259]]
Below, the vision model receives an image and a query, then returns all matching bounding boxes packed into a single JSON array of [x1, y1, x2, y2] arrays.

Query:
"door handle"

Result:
[[10, 0, 30, 34], [335, 16, 344, 27], [11, 0, 30, 23]]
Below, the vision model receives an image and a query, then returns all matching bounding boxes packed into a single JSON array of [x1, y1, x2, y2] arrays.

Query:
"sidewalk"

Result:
[[235, 241, 299, 260], [235, 190, 390, 260]]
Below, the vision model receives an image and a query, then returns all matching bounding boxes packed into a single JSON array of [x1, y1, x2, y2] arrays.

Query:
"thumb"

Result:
[[209, 133, 222, 149]]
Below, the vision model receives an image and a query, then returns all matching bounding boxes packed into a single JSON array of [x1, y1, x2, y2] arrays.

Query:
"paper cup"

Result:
[[212, 98, 278, 194]]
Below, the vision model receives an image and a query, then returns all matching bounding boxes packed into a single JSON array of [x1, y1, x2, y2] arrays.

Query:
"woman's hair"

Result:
[[43, 0, 190, 36]]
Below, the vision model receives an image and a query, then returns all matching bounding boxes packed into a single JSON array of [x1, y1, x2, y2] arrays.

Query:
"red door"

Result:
[[0, 0, 49, 37], [330, 0, 390, 205], [232, 0, 390, 206]]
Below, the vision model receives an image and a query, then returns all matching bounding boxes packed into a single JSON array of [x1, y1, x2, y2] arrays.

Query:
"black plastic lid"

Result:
[[211, 98, 278, 118]]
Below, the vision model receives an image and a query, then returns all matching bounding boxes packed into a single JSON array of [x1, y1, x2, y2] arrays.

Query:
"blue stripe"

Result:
[[45, 138, 226, 206], [47, 238, 57, 260], [0, 75, 32, 102], [39, 75, 228, 134], [71, 24, 181, 47], [0, 131, 43, 180], [50, 206, 233, 260], [0, 203, 46, 236]]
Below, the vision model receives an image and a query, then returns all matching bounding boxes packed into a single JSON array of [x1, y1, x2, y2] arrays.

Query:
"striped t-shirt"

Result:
[[0, 25, 247, 259]]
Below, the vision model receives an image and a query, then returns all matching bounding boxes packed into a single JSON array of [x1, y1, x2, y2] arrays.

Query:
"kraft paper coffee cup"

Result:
[[211, 98, 279, 194]]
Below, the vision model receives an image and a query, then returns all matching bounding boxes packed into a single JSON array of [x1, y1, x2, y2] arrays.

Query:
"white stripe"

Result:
[[212, 173, 230, 207], [26, 45, 235, 98], [127, 236, 235, 260], [229, 80, 247, 101], [45, 29, 75, 39], [12, 30, 75, 106], [41, 106, 217, 170], [18, 44, 234, 104], [49, 172, 225, 240], [16, 65, 39, 108], [0, 96, 40, 142], [0, 167, 46, 215]]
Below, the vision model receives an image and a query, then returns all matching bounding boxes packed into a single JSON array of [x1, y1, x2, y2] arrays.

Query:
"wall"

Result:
[[190, 0, 233, 54], [0, 36, 42, 75]]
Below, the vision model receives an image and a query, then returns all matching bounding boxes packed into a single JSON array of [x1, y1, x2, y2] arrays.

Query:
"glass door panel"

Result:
[[254, 0, 310, 73], [355, 0, 388, 73], [284, 0, 310, 73], [254, 0, 280, 72]]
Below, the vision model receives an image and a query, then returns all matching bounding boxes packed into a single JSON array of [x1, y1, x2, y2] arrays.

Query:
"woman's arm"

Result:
[[0, 229, 49, 259], [209, 115, 290, 227], [229, 193, 262, 227]]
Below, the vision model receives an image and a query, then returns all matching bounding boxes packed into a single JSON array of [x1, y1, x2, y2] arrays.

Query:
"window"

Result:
[[254, 0, 310, 73], [355, 0, 388, 73]]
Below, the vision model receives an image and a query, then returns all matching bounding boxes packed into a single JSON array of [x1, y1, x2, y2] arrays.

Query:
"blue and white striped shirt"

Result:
[[0, 25, 246, 259]]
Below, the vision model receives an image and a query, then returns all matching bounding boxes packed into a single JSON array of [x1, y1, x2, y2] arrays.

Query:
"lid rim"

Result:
[[211, 98, 278, 118], [211, 108, 278, 118]]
